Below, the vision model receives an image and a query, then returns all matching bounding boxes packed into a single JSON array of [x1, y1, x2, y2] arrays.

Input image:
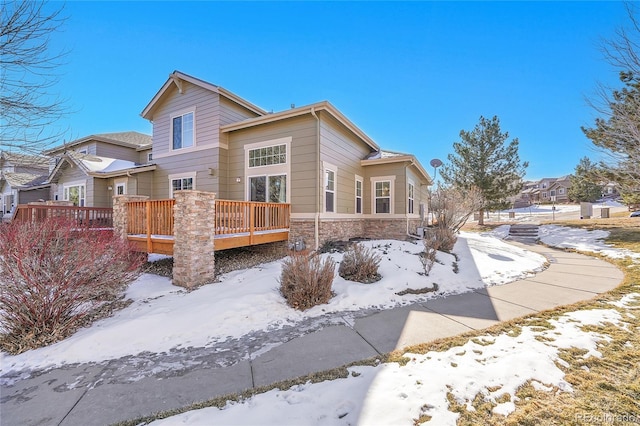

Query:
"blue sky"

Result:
[[47, 1, 627, 181]]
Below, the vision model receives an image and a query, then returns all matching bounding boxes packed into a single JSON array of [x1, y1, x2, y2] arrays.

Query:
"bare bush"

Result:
[[430, 185, 484, 233], [338, 243, 382, 284], [279, 253, 335, 311], [420, 233, 441, 276], [427, 226, 458, 253], [0, 218, 144, 353]]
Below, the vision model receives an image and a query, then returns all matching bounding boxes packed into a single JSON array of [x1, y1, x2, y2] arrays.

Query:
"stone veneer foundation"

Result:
[[290, 217, 422, 249]]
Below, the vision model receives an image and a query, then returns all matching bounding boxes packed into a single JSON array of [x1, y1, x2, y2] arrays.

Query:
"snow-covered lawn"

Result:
[[1, 231, 546, 373], [0, 224, 637, 425]]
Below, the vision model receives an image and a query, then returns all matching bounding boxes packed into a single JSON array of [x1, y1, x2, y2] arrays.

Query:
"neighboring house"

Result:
[[0, 151, 50, 219], [516, 176, 573, 205], [602, 182, 619, 198], [547, 175, 571, 203], [44, 132, 154, 207], [141, 71, 432, 249]]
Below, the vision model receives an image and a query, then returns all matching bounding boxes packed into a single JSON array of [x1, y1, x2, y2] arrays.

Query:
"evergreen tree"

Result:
[[567, 157, 603, 203], [582, 4, 640, 200], [440, 116, 528, 225]]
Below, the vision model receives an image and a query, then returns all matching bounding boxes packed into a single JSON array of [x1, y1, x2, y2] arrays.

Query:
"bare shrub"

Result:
[[420, 233, 442, 276], [338, 243, 382, 284], [0, 218, 144, 353], [429, 185, 484, 233], [430, 227, 458, 253], [279, 253, 335, 311]]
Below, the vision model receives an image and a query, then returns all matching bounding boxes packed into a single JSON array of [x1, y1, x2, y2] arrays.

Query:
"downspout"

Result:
[[311, 107, 320, 250]]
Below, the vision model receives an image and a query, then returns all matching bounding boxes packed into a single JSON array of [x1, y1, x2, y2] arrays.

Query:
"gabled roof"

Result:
[[361, 149, 432, 184], [0, 151, 49, 169], [44, 131, 152, 155], [48, 152, 156, 181], [1, 172, 48, 188], [221, 101, 380, 152], [141, 71, 267, 120]]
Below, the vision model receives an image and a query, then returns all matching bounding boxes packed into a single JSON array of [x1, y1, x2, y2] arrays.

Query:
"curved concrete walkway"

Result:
[[0, 242, 624, 426]]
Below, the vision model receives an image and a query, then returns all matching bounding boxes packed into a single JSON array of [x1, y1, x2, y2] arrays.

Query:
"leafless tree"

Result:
[[429, 184, 484, 234], [1, 0, 69, 155]]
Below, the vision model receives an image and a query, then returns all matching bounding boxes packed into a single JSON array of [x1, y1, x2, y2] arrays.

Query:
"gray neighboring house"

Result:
[[44, 132, 154, 208], [141, 70, 432, 249], [0, 151, 50, 220]]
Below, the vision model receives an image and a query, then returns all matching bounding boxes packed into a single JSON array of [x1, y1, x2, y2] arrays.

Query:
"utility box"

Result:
[[508, 212, 515, 219], [600, 207, 610, 218], [580, 202, 593, 219]]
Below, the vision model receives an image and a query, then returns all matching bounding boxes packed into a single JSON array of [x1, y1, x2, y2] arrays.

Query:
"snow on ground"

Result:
[[0, 235, 546, 373], [539, 225, 640, 261], [152, 296, 638, 426], [1, 224, 638, 425]]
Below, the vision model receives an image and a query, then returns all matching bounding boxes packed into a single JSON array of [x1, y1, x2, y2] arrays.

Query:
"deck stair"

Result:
[[507, 224, 540, 241]]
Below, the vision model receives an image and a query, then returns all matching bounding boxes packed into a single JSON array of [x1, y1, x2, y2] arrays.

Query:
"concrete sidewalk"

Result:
[[0, 242, 624, 426]]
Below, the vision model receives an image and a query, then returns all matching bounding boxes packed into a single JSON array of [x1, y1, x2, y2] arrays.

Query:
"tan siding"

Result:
[[95, 143, 139, 162], [318, 112, 374, 214], [134, 171, 154, 197], [364, 162, 407, 215], [92, 178, 110, 208], [152, 148, 220, 199], [138, 148, 152, 164], [219, 96, 262, 126], [149, 82, 221, 158], [226, 115, 317, 213]]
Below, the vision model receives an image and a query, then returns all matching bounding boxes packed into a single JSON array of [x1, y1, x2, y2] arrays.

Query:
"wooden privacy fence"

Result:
[[11, 204, 114, 228], [125, 199, 290, 253]]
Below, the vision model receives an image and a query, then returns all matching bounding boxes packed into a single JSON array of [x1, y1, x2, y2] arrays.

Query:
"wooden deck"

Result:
[[11, 204, 114, 228], [125, 199, 290, 254]]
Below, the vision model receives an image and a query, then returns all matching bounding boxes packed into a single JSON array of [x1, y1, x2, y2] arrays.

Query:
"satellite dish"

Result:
[[430, 158, 443, 168]]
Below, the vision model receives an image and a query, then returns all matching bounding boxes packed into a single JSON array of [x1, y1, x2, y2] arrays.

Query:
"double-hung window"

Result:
[[324, 163, 337, 213], [371, 176, 394, 214], [355, 176, 363, 214], [408, 182, 415, 214], [172, 111, 194, 150]]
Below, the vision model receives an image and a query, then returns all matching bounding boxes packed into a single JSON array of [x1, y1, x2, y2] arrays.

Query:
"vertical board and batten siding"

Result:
[[148, 81, 263, 200], [226, 115, 317, 213], [318, 112, 374, 214], [363, 162, 407, 215], [94, 143, 140, 163]]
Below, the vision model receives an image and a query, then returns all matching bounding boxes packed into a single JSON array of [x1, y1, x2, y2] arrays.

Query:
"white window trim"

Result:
[[371, 176, 395, 215], [355, 174, 363, 215], [63, 180, 87, 206], [408, 180, 415, 215], [246, 173, 289, 203], [114, 178, 127, 196], [244, 137, 291, 202], [170, 107, 196, 152], [147, 152, 153, 162], [323, 162, 337, 213], [168, 172, 196, 198]]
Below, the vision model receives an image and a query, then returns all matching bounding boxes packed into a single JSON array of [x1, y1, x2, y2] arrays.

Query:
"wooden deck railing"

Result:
[[126, 199, 175, 236], [124, 198, 290, 253], [11, 204, 114, 228], [215, 200, 291, 235]]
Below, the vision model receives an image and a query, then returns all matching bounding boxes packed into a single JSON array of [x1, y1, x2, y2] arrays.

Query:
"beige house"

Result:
[[44, 132, 154, 208], [141, 71, 432, 249]]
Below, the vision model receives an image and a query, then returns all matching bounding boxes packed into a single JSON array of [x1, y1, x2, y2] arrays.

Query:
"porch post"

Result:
[[172, 190, 216, 289], [112, 195, 149, 241]]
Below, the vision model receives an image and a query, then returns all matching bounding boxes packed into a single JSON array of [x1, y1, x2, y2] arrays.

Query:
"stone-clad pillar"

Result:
[[172, 190, 216, 289], [112, 195, 149, 240]]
